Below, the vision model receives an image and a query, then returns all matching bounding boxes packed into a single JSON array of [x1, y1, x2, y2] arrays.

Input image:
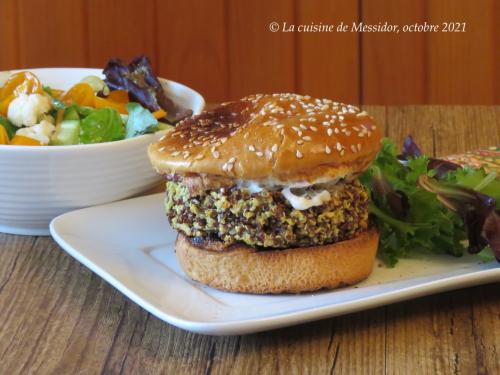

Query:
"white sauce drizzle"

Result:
[[229, 174, 355, 210], [281, 188, 331, 210]]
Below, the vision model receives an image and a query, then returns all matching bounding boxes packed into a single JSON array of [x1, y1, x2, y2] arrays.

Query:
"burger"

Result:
[[148, 94, 382, 294]]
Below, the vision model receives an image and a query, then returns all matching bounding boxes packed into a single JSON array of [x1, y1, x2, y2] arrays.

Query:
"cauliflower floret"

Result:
[[7, 93, 52, 127], [15, 120, 55, 145]]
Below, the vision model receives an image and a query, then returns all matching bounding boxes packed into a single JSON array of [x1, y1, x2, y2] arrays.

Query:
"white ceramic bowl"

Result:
[[0, 68, 205, 235]]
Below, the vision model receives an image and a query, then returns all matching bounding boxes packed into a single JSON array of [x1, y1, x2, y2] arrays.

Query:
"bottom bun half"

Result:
[[175, 229, 379, 294]]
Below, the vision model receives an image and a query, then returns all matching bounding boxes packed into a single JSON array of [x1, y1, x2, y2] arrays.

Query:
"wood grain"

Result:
[[86, 0, 156, 69], [384, 106, 500, 375], [0, 0, 20, 70], [427, 0, 496, 104], [156, 0, 229, 102], [361, 0, 426, 104], [3, 2, 498, 104], [17, 0, 87, 67], [227, 0, 296, 99], [0, 107, 499, 375], [296, 0, 360, 103]]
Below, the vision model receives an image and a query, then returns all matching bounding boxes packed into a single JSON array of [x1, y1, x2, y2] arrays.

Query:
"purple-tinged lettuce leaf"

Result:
[[103, 56, 192, 123], [398, 135, 461, 178], [370, 165, 409, 219], [427, 159, 461, 178], [417, 175, 499, 261], [483, 211, 500, 257], [398, 135, 423, 159], [360, 138, 467, 266]]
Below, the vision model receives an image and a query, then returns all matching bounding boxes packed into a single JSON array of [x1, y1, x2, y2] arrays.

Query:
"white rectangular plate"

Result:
[[50, 193, 500, 335]]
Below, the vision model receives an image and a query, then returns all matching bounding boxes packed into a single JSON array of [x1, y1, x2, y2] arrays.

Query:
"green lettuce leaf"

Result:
[[80, 108, 124, 144], [125, 102, 158, 139], [443, 167, 500, 207], [361, 139, 468, 266]]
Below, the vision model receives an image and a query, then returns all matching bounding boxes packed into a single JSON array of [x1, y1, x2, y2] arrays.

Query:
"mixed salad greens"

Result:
[[361, 137, 500, 266], [0, 56, 190, 146]]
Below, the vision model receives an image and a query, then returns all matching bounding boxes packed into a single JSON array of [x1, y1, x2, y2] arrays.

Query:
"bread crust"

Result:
[[149, 94, 381, 183], [175, 229, 379, 294]]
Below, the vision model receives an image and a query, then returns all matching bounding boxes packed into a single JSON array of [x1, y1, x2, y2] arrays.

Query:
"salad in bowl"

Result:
[[0, 56, 193, 146], [0, 56, 204, 235]]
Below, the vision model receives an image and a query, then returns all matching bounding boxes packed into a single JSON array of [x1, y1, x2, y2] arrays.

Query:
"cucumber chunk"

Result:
[[50, 106, 81, 145], [63, 106, 80, 121], [51, 119, 80, 145]]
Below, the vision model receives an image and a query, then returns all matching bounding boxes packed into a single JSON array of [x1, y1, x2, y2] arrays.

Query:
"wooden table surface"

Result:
[[0, 106, 499, 375]]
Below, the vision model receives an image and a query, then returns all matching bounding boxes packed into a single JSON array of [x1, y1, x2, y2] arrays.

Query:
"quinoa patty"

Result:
[[165, 179, 369, 249]]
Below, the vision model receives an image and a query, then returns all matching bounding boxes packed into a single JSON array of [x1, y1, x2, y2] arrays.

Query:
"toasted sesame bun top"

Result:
[[148, 94, 382, 183]]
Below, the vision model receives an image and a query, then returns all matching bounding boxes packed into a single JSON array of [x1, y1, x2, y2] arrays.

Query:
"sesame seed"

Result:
[[276, 124, 285, 129], [357, 143, 362, 151], [325, 145, 331, 154], [327, 128, 333, 136], [298, 131, 303, 137], [248, 145, 255, 151], [297, 140, 304, 145], [271, 144, 278, 152], [310, 126, 318, 132], [296, 150, 303, 159], [256, 151, 263, 157], [350, 145, 357, 153], [340, 149, 345, 156], [172, 151, 180, 156], [300, 124, 307, 130], [334, 128, 340, 134], [336, 142, 342, 151], [212, 151, 220, 158], [302, 136, 312, 141], [228, 157, 236, 163], [194, 154, 203, 160], [159, 146, 166, 152], [353, 126, 359, 131], [227, 163, 234, 172], [292, 126, 300, 132], [322, 121, 329, 126]]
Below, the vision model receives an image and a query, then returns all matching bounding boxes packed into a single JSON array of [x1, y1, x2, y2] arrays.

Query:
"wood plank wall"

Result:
[[0, 0, 497, 104]]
